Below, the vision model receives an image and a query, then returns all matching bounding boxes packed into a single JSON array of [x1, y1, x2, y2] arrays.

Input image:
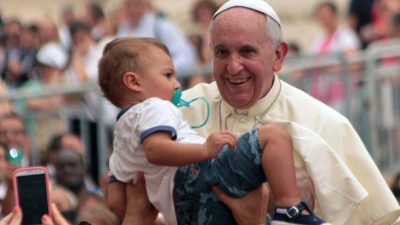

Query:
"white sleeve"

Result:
[[138, 99, 182, 142], [338, 27, 361, 51]]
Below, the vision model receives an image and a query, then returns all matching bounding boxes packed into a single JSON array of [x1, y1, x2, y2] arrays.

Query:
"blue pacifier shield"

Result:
[[172, 88, 183, 106], [172, 89, 190, 107], [7, 148, 23, 165]]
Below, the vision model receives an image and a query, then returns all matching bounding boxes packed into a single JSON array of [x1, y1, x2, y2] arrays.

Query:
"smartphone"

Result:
[[13, 166, 51, 225]]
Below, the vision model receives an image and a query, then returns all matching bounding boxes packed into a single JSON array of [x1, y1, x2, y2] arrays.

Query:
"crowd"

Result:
[[0, 111, 118, 225], [0, 0, 219, 223], [0, 0, 399, 224], [0, 0, 220, 154]]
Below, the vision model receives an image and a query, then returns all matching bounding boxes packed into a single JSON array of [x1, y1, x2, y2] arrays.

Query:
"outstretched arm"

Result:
[[142, 131, 236, 166]]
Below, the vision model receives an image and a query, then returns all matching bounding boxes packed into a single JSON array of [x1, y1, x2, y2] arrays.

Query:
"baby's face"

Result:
[[139, 46, 181, 102]]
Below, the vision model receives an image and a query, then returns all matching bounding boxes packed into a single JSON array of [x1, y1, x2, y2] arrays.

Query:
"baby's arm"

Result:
[[142, 130, 236, 166]]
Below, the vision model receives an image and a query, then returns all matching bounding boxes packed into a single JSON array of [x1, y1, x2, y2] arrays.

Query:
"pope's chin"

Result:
[[223, 93, 254, 109]]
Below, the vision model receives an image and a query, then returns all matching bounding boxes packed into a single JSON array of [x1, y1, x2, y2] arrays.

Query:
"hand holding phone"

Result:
[[13, 166, 51, 225]]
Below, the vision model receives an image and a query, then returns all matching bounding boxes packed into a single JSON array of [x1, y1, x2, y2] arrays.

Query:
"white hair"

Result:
[[266, 15, 283, 48], [210, 14, 283, 47]]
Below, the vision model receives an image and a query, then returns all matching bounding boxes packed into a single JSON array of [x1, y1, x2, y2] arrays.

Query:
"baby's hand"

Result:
[[205, 131, 236, 158]]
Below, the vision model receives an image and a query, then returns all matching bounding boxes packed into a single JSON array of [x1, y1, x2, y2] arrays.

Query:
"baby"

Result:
[[99, 37, 329, 225]]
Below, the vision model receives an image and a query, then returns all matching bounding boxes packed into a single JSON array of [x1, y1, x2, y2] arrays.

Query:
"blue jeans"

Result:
[[174, 128, 267, 225]]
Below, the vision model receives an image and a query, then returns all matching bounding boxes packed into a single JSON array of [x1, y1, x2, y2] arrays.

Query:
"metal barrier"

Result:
[[0, 83, 111, 182], [1, 41, 400, 181]]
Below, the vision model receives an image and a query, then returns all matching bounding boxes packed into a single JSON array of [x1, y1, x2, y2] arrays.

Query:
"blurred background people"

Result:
[[312, 1, 361, 54], [12, 41, 68, 155], [64, 19, 118, 126], [0, 80, 12, 117], [54, 148, 101, 204], [309, 1, 361, 112], [190, 0, 218, 66], [116, 0, 197, 87], [347, 0, 374, 49], [0, 112, 31, 167], [35, 17, 60, 46], [187, 0, 218, 87], [287, 41, 302, 58], [58, 5, 76, 51], [0, 142, 11, 218], [14, 41, 67, 110], [53, 147, 117, 225], [45, 132, 85, 178], [65, 20, 100, 85], [50, 183, 79, 224], [0, 19, 36, 89], [358, 0, 400, 46], [79, 1, 113, 44]]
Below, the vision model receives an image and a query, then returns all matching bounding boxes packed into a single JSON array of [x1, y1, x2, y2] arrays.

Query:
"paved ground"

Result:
[[0, 0, 350, 53]]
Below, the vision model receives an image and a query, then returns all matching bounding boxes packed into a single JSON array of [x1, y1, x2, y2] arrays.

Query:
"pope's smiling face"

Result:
[[211, 7, 287, 109]]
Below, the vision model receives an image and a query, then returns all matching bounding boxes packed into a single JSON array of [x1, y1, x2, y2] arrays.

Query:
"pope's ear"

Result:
[[122, 72, 141, 91], [273, 41, 288, 72]]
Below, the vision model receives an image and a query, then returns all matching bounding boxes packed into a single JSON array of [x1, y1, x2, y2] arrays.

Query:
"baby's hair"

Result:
[[98, 37, 170, 107]]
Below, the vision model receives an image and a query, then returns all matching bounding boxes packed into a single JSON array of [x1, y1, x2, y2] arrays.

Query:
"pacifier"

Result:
[[7, 148, 24, 166], [172, 88, 190, 107], [171, 88, 211, 129]]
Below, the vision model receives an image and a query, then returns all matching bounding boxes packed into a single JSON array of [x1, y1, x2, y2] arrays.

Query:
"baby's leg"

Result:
[[257, 124, 301, 208], [107, 179, 127, 220]]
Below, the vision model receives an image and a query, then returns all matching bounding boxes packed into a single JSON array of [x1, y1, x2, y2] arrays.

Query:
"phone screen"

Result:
[[16, 173, 49, 225]]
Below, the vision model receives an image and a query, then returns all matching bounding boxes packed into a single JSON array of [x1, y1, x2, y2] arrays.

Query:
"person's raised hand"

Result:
[[0, 207, 22, 225], [213, 182, 269, 225], [204, 131, 236, 158], [41, 203, 71, 225]]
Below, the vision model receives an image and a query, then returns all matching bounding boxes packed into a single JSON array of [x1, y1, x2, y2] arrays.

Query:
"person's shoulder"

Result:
[[280, 80, 350, 123], [118, 98, 170, 119], [141, 98, 179, 115], [337, 25, 359, 37], [20, 78, 43, 92], [154, 10, 167, 20], [145, 97, 175, 107], [118, 98, 178, 124], [183, 82, 220, 100]]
